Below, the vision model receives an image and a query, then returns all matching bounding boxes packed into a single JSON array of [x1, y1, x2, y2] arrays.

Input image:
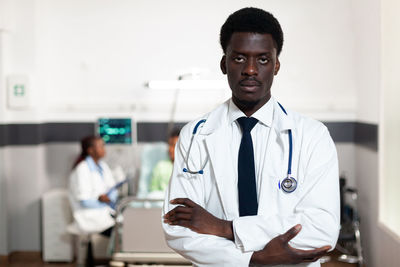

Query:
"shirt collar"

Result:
[[85, 156, 103, 174], [228, 98, 274, 127]]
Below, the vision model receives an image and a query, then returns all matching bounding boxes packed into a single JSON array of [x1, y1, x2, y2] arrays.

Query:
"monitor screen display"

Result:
[[98, 118, 133, 144]]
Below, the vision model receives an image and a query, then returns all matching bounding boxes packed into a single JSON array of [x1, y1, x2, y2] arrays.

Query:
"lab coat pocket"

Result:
[[275, 176, 301, 217]]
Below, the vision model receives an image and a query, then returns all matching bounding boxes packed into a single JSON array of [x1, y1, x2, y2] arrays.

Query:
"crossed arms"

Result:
[[164, 198, 331, 265]]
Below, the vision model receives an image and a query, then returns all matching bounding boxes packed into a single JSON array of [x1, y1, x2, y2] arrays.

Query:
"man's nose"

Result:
[[242, 58, 258, 76]]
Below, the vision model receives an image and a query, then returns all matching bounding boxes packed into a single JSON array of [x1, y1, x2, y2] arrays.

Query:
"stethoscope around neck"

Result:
[[182, 119, 208, 175], [182, 103, 297, 193]]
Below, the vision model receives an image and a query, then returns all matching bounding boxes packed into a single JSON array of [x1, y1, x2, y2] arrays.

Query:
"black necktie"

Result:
[[237, 117, 259, 216]]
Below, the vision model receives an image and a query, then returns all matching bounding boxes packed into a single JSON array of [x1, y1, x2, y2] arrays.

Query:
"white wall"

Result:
[[0, 1, 9, 255], [380, 0, 400, 236], [352, 0, 400, 266], [0, 0, 358, 123], [351, 0, 381, 124], [352, 0, 380, 264], [377, 2, 400, 266]]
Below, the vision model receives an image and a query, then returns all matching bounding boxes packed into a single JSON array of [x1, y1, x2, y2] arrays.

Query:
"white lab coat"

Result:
[[162, 98, 340, 267], [69, 159, 116, 234]]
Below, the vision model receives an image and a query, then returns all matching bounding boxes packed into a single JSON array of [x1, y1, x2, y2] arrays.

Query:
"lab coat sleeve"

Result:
[[108, 188, 118, 202], [233, 124, 340, 252], [80, 199, 108, 209], [70, 164, 94, 201], [163, 126, 252, 267]]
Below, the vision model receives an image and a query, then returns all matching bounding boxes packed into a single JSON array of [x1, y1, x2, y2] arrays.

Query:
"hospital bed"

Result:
[[110, 143, 191, 266], [112, 198, 190, 266]]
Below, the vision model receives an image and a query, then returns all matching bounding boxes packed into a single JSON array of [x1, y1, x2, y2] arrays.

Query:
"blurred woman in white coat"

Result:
[[69, 135, 117, 235]]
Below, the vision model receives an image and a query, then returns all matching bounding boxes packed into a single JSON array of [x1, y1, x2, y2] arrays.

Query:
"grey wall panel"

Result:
[[0, 124, 44, 145], [0, 122, 378, 148], [0, 126, 7, 146], [0, 123, 94, 145], [324, 122, 355, 143], [136, 122, 186, 142], [44, 123, 95, 143], [6, 124, 45, 145], [355, 122, 378, 151]]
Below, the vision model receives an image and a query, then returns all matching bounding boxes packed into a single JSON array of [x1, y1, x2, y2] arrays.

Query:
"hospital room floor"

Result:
[[0, 262, 362, 267], [1, 251, 363, 267]]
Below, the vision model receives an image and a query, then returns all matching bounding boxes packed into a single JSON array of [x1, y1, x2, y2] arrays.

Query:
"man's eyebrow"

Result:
[[257, 52, 272, 56], [230, 50, 273, 56], [230, 50, 243, 54]]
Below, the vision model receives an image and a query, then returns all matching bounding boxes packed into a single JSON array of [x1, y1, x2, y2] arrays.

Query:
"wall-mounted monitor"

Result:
[[97, 118, 133, 144]]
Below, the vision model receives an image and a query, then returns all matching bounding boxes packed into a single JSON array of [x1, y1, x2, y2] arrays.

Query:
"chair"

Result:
[[66, 202, 113, 266], [42, 189, 74, 262]]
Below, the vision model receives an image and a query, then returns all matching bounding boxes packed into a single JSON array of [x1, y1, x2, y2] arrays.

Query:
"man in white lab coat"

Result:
[[163, 7, 340, 266]]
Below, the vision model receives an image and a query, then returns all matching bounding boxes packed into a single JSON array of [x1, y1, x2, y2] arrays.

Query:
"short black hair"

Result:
[[220, 7, 284, 56]]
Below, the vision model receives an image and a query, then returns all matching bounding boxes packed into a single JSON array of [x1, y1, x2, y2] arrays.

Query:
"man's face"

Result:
[[220, 32, 280, 112]]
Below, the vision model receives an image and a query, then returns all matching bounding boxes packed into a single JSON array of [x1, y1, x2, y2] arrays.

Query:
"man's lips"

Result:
[[239, 79, 261, 87], [239, 80, 261, 92]]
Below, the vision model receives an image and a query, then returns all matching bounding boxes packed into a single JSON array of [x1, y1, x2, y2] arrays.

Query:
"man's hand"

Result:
[[164, 198, 233, 240], [251, 224, 331, 265], [98, 194, 110, 203]]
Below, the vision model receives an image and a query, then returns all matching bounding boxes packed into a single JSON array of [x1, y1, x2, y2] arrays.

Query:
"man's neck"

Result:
[[232, 95, 271, 117]]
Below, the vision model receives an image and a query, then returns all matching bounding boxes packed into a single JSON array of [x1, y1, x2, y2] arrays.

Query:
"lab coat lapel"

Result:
[[258, 100, 294, 215], [205, 127, 238, 220], [257, 126, 285, 216], [202, 101, 238, 220]]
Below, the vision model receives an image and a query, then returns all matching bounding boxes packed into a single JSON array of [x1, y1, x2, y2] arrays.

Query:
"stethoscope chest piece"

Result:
[[280, 176, 297, 193]]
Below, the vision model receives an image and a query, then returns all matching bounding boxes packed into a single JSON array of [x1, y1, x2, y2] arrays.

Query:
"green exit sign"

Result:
[[13, 84, 25, 97], [7, 75, 30, 108]]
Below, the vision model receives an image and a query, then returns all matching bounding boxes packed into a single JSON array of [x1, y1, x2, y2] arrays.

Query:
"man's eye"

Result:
[[259, 58, 269, 64], [234, 57, 245, 63]]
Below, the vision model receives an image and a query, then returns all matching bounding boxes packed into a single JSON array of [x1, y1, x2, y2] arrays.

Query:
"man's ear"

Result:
[[274, 58, 280, 75], [220, 55, 227, 74]]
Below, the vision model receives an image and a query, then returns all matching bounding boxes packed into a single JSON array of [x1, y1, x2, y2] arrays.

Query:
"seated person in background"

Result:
[[148, 128, 180, 196], [69, 135, 117, 235]]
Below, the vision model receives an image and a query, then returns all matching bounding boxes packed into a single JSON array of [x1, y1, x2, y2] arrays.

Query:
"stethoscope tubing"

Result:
[[183, 103, 296, 193], [183, 119, 207, 174]]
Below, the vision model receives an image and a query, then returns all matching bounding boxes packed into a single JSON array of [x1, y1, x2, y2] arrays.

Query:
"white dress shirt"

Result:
[[227, 98, 274, 204]]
